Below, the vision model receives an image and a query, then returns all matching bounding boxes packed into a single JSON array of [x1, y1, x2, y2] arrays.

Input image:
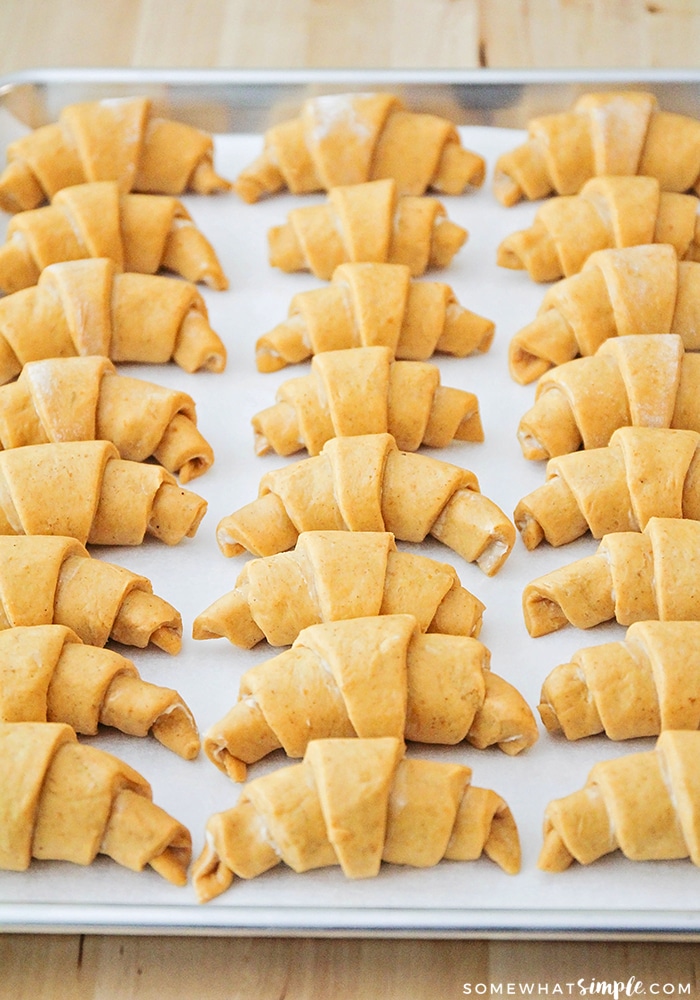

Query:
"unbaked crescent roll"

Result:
[[538, 621, 700, 742], [522, 517, 700, 638], [515, 426, 700, 550], [192, 736, 520, 902], [494, 90, 700, 207], [0, 181, 228, 295], [538, 730, 700, 872], [0, 259, 226, 385], [498, 176, 700, 283], [268, 178, 467, 279], [255, 261, 494, 373], [509, 244, 700, 384], [0, 440, 207, 546], [517, 334, 700, 461], [204, 614, 538, 781], [0, 721, 191, 884], [252, 345, 483, 457], [0, 625, 199, 758], [216, 433, 514, 576], [234, 92, 485, 203], [0, 356, 214, 483], [0, 534, 182, 653], [192, 530, 485, 649], [0, 95, 230, 213]]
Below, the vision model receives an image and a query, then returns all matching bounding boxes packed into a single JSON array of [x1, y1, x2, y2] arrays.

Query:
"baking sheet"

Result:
[[1, 71, 700, 938]]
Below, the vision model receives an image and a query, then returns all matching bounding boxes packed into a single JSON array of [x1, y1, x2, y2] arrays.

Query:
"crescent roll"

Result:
[[515, 426, 700, 550], [252, 345, 483, 457], [204, 614, 538, 781], [268, 178, 467, 279], [494, 90, 700, 207], [0, 95, 230, 213], [517, 334, 700, 461], [0, 440, 207, 546], [522, 517, 700, 638], [255, 261, 494, 373], [0, 534, 182, 653], [216, 433, 515, 576], [498, 176, 700, 283], [538, 621, 700, 742], [0, 721, 191, 884], [0, 625, 199, 759], [0, 259, 226, 385], [192, 530, 485, 649], [192, 736, 520, 902], [0, 181, 228, 296], [234, 91, 485, 203], [509, 244, 700, 384], [0, 356, 214, 483], [538, 731, 700, 872]]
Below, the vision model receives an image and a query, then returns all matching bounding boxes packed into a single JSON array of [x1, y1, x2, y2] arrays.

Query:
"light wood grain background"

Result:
[[2, 1, 700, 997]]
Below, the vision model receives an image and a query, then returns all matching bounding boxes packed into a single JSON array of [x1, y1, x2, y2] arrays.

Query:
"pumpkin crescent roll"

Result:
[[538, 621, 700, 742], [0, 181, 228, 296], [515, 426, 700, 550], [192, 736, 520, 902], [0, 355, 214, 483], [0, 440, 207, 547], [522, 517, 700, 638], [0, 535, 182, 653], [0, 95, 230, 214], [538, 730, 700, 872], [517, 334, 700, 461], [233, 91, 485, 204], [0, 721, 191, 884], [0, 625, 200, 759], [268, 178, 467, 280], [0, 259, 226, 386], [255, 261, 494, 373], [494, 90, 700, 208], [216, 433, 515, 576], [509, 244, 700, 384], [251, 345, 483, 457], [205, 614, 538, 782], [498, 177, 700, 284], [192, 530, 485, 649]]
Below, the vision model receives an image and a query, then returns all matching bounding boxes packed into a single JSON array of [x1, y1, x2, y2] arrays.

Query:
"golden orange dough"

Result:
[[252, 345, 483, 457], [204, 614, 538, 781], [0, 95, 230, 213], [517, 334, 700, 461], [538, 731, 700, 872], [515, 426, 700, 550], [0, 625, 199, 759], [522, 517, 700, 638], [192, 736, 520, 902], [234, 91, 485, 203], [255, 261, 494, 373], [493, 90, 700, 207], [216, 433, 514, 576], [498, 176, 700, 283], [268, 178, 467, 279], [538, 621, 700, 742], [0, 721, 191, 884], [0, 355, 214, 483], [192, 529, 485, 649], [0, 534, 182, 653], [0, 181, 228, 296], [0, 259, 226, 385], [508, 244, 700, 384], [0, 440, 207, 547]]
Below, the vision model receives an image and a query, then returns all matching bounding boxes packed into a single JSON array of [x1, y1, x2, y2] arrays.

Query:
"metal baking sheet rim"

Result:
[[1, 67, 700, 941]]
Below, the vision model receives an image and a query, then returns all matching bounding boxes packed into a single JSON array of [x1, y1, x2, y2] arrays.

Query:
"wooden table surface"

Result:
[[2, 1, 700, 997]]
